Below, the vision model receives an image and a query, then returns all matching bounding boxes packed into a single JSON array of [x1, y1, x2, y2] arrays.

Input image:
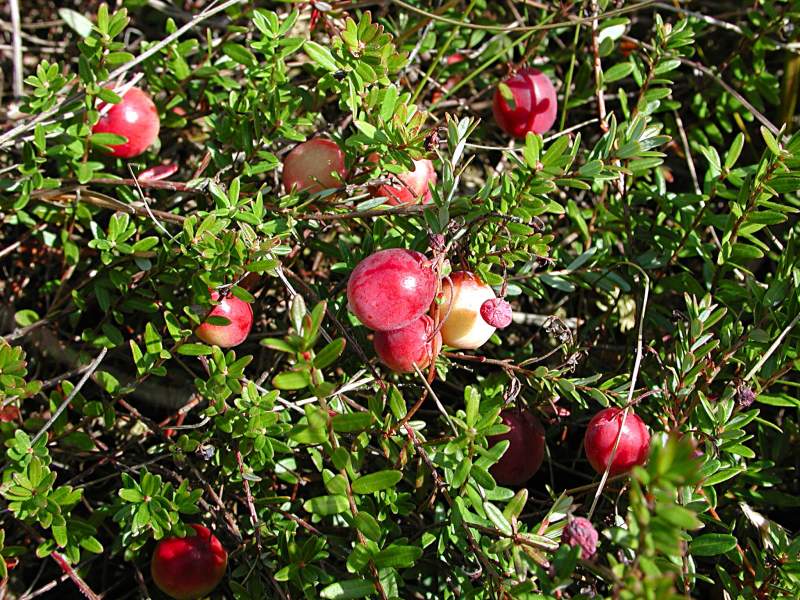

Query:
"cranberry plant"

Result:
[[1, 1, 799, 599]]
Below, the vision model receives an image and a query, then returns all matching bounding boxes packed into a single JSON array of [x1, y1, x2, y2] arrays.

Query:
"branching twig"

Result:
[[8, 0, 23, 98], [589, 0, 608, 131], [31, 348, 108, 446], [404, 424, 503, 591], [235, 448, 262, 551], [49, 552, 101, 600], [744, 313, 800, 382]]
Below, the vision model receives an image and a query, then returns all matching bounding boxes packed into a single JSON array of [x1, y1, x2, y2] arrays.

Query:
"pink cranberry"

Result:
[[347, 249, 438, 332], [195, 291, 253, 348], [373, 314, 441, 373], [283, 138, 347, 193], [369, 154, 437, 205]]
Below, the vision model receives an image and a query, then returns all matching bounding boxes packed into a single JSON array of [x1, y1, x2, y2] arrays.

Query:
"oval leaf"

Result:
[[351, 470, 403, 494]]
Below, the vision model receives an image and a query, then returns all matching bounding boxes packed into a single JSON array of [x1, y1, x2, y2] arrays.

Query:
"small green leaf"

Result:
[[351, 470, 403, 494], [261, 338, 296, 352], [305, 41, 338, 71], [380, 85, 399, 122], [79, 536, 104, 554], [332, 412, 373, 433], [354, 512, 382, 542], [653, 58, 681, 75], [314, 338, 346, 369], [15, 309, 40, 327], [503, 489, 528, 522], [690, 533, 737, 556], [91, 132, 128, 146], [320, 579, 375, 599], [223, 43, 257, 67], [604, 62, 634, 83], [273, 370, 311, 390], [760, 126, 781, 155], [484, 501, 513, 536], [290, 294, 306, 333], [724, 133, 744, 169], [373, 544, 423, 568], [58, 8, 93, 37], [658, 505, 701, 530], [119, 488, 143, 502], [303, 495, 349, 516], [177, 343, 212, 356]]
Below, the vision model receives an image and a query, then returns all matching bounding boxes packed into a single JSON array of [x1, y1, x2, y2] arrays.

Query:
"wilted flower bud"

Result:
[[428, 233, 446, 253], [735, 382, 756, 409], [480, 298, 513, 328], [562, 517, 598, 560]]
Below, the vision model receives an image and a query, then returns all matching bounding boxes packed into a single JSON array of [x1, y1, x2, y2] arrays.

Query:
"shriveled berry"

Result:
[[562, 517, 598, 560], [480, 298, 513, 329], [735, 382, 756, 408]]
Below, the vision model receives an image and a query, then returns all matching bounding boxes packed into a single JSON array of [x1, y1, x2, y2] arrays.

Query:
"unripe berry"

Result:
[[584, 407, 650, 475], [151, 524, 227, 600], [488, 409, 545, 486], [373, 314, 441, 373], [283, 138, 347, 193], [369, 154, 437, 205], [195, 292, 254, 348], [347, 249, 438, 332], [492, 68, 557, 138], [92, 87, 160, 158], [440, 271, 496, 349]]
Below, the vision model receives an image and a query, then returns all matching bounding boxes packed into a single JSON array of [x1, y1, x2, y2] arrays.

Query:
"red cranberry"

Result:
[[488, 409, 546, 486], [92, 87, 160, 158], [150, 524, 227, 600], [584, 407, 650, 475], [492, 68, 557, 138]]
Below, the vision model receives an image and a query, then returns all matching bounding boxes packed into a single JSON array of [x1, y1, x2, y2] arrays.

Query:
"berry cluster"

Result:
[[89, 65, 649, 600]]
